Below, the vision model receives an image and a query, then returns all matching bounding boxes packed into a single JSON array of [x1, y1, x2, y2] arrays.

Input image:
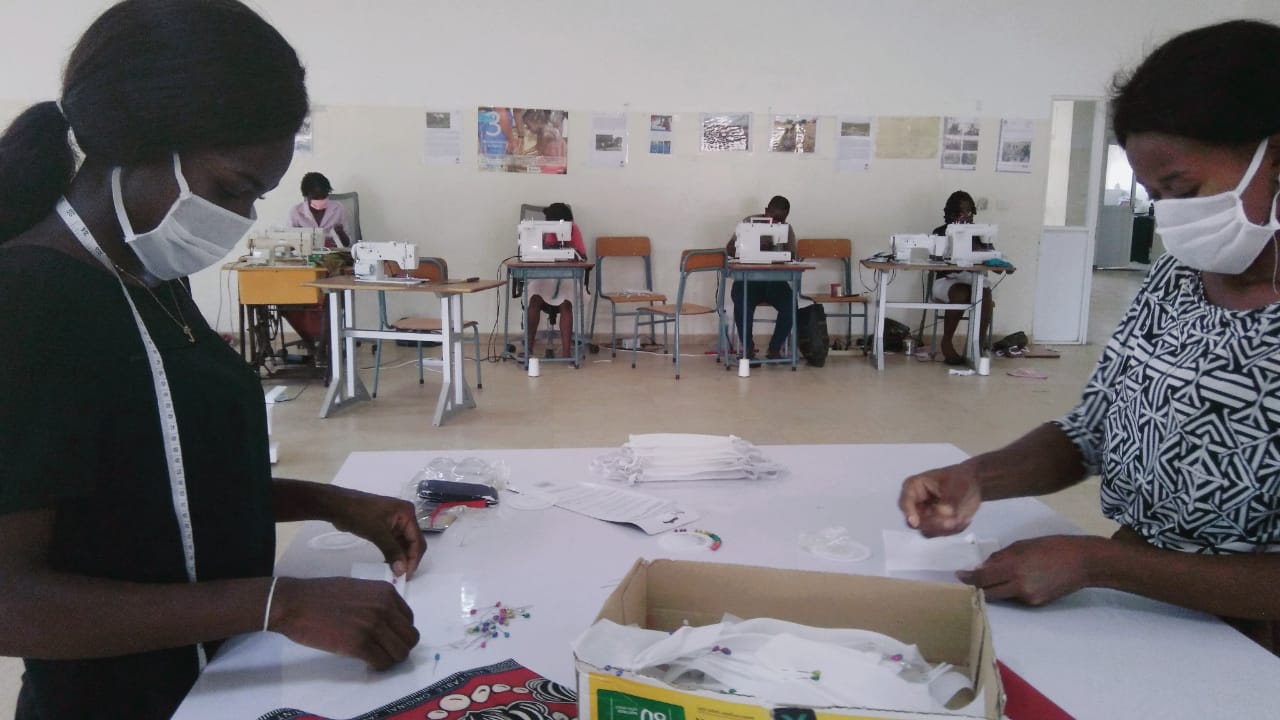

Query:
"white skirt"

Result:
[[526, 278, 588, 306]]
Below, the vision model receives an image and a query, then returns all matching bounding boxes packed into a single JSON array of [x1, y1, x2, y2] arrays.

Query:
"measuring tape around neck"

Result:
[[56, 197, 207, 670]]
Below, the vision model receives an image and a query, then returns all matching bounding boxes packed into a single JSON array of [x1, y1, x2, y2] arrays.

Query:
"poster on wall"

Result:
[[941, 117, 980, 171], [997, 119, 1034, 173], [770, 115, 818, 153], [590, 113, 628, 168], [294, 114, 313, 155], [649, 114, 674, 155], [701, 113, 751, 152], [836, 116, 873, 172], [423, 111, 462, 166], [477, 107, 569, 174], [874, 116, 940, 159]]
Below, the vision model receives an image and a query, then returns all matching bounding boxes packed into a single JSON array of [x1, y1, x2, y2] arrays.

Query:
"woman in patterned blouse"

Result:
[[899, 19, 1280, 651]]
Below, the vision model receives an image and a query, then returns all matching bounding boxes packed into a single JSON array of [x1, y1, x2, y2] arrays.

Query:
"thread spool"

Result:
[[527, 357, 541, 377], [738, 358, 750, 377]]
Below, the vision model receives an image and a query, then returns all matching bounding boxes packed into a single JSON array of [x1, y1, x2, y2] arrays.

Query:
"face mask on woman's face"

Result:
[[309, 198, 329, 211], [113, 153, 256, 280], [1154, 139, 1280, 274]]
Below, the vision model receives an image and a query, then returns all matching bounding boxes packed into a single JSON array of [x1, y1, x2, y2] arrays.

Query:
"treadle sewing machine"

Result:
[[733, 217, 792, 263], [517, 220, 577, 262], [351, 242, 421, 283]]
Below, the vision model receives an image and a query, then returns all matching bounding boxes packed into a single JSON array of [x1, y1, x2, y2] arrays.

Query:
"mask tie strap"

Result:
[[110, 167, 138, 237]]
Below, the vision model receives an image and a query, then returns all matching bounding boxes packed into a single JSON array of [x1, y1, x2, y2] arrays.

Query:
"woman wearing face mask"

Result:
[[898, 19, 1280, 652], [288, 171, 350, 248], [0, 2, 423, 717]]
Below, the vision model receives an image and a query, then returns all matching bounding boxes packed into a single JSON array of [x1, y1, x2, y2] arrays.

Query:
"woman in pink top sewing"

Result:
[[288, 171, 350, 247], [525, 202, 587, 359]]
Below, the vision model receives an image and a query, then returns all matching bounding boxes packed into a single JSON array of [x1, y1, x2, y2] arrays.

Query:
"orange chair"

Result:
[[371, 257, 483, 396], [589, 236, 667, 356], [795, 238, 870, 352], [630, 249, 727, 379]]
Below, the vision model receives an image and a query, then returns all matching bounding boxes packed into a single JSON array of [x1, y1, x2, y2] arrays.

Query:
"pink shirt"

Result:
[[288, 200, 347, 247]]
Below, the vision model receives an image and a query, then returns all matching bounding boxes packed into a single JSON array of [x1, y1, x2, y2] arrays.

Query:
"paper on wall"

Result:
[[590, 113, 628, 168], [941, 116, 980, 171], [997, 118, 1035, 173], [836, 116, 873, 172], [424, 110, 463, 166]]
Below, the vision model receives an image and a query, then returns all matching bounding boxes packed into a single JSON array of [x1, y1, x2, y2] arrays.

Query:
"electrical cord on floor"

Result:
[[485, 255, 519, 363]]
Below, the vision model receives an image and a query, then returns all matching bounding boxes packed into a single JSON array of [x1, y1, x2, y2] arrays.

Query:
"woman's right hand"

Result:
[[267, 577, 418, 670], [898, 462, 982, 537]]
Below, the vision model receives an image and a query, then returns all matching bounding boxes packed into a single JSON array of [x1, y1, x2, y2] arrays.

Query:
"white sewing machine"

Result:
[[733, 218, 792, 264], [890, 233, 947, 263], [517, 221, 577, 262], [351, 242, 421, 283], [247, 227, 326, 265], [944, 223, 1002, 264]]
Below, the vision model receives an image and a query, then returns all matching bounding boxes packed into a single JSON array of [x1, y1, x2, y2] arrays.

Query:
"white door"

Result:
[[1033, 98, 1106, 344]]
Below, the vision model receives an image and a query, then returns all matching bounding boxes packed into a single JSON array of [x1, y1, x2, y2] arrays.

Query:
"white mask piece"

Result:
[[1154, 139, 1280, 274], [113, 153, 256, 280]]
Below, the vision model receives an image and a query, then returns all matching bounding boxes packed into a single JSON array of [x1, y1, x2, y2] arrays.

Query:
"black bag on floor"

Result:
[[883, 318, 912, 352], [796, 304, 830, 367]]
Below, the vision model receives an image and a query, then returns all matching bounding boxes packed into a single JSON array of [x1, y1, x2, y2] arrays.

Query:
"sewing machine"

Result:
[[890, 233, 947, 263], [733, 218, 792, 264], [517, 221, 578, 262], [944, 223, 1002, 264], [351, 242, 421, 283], [247, 227, 327, 265]]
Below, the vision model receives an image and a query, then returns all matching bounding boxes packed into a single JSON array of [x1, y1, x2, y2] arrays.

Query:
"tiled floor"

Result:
[[0, 269, 1146, 717]]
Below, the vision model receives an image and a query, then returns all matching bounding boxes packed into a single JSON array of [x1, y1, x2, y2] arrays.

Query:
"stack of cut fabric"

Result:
[[591, 433, 783, 485]]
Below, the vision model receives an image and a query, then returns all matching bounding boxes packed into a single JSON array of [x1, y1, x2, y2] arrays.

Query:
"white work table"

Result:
[[174, 445, 1280, 720]]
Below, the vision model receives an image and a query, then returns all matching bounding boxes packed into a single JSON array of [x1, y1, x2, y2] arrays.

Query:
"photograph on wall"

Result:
[[590, 113, 628, 168], [770, 115, 818, 153], [701, 112, 751, 152], [294, 114, 313, 155], [477, 107, 569, 174], [874, 116, 941, 159], [423, 110, 462, 166], [649, 114, 673, 155], [836, 116, 873, 172], [941, 116, 979, 170], [997, 118, 1035, 173]]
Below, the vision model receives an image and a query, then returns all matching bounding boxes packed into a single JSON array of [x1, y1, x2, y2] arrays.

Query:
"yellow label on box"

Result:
[[586, 673, 890, 720]]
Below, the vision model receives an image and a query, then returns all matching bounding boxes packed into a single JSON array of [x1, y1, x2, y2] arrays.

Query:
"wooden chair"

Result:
[[630, 249, 727, 379], [795, 238, 870, 352], [371, 257, 483, 396], [589, 236, 667, 356]]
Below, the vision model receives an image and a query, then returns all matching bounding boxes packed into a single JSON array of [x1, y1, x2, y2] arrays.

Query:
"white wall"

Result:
[[2, 0, 1277, 339]]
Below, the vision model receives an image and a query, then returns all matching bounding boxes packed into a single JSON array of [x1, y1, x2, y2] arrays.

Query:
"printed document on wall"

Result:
[[941, 117, 980, 171], [424, 111, 463, 166], [875, 116, 940, 159], [997, 119, 1035, 173], [836, 116, 873, 172], [294, 113, 313, 155], [649, 114, 674, 155], [770, 115, 818, 153], [590, 113, 628, 168], [477, 107, 569, 174], [701, 113, 751, 152]]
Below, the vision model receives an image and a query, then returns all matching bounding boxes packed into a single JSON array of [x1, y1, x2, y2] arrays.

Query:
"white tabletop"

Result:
[[174, 445, 1280, 720]]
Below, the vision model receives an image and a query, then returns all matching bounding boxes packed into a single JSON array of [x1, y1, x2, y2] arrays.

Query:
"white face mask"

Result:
[[1154, 139, 1280, 274], [113, 153, 256, 280]]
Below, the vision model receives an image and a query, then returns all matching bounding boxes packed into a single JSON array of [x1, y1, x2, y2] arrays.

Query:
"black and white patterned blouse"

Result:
[[1055, 254, 1280, 553]]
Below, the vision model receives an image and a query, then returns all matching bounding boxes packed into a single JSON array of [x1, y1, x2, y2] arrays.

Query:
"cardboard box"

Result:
[[576, 559, 1002, 720]]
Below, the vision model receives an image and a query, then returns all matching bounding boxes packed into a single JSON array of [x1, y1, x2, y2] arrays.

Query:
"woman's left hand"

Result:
[[957, 535, 1107, 606], [331, 491, 426, 578]]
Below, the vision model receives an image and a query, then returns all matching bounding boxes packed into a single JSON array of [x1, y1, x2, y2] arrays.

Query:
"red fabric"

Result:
[[256, 659, 576, 720], [999, 660, 1074, 720]]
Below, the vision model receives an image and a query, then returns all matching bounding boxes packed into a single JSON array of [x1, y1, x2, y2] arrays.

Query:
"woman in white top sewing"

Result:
[[288, 171, 349, 248], [524, 202, 588, 359]]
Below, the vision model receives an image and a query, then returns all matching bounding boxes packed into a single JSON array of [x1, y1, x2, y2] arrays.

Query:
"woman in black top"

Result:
[[0, 2, 424, 717]]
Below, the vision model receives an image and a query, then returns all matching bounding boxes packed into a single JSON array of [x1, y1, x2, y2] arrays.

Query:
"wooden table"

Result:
[[222, 261, 329, 377], [305, 276, 504, 426]]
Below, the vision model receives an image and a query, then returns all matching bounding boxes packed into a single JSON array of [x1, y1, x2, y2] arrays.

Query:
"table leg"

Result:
[[874, 270, 888, 371], [790, 271, 799, 371], [319, 289, 369, 419], [969, 273, 986, 371]]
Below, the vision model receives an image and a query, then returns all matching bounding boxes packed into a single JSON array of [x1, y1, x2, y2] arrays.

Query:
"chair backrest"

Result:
[[329, 192, 361, 242], [596, 236, 651, 257], [795, 238, 851, 260], [681, 248, 727, 273], [385, 257, 447, 282], [520, 204, 546, 222]]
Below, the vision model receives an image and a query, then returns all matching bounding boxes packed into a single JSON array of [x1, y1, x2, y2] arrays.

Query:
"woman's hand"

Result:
[[898, 462, 982, 537], [958, 535, 1106, 606], [268, 577, 418, 670], [329, 490, 426, 578]]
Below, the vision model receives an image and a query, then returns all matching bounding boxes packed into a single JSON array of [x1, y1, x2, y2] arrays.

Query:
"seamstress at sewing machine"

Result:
[[288, 171, 350, 247], [929, 190, 994, 365], [524, 202, 588, 359], [725, 195, 797, 361]]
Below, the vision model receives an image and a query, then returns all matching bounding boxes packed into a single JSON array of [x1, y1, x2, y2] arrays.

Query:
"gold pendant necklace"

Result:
[[116, 266, 195, 343]]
